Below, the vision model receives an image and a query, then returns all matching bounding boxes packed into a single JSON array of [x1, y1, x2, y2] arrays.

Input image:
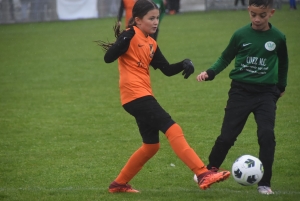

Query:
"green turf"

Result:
[[0, 6, 299, 201]]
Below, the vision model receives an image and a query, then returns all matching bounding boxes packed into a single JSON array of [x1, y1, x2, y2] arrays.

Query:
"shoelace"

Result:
[[210, 167, 229, 172]]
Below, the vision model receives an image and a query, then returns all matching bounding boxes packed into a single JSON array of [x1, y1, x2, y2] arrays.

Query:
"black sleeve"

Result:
[[205, 69, 216, 81], [104, 28, 135, 63], [150, 46, 184, 76], [117, 0, 124, 22], [276, 36, 288, 93]]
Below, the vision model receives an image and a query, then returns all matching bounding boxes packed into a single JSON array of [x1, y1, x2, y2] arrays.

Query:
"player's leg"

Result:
[[143, 99, 231, 189], [125, 96, 230, 190], [253, 88, 279, 189], [165, 123, 207, 175], [123, 96, 208, 176], [165, 123, 230, 189], [234, 0, 239, 6], [109, 141, 160, 193], [109, 97, 160, 193], [207, 84, 252, 170]]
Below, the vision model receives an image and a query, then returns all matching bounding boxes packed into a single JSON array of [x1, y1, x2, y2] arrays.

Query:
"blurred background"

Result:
[[0, 0, 289, 24]]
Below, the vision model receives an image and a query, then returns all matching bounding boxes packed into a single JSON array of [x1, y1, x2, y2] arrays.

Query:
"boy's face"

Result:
[[248, 5, 275, 31]]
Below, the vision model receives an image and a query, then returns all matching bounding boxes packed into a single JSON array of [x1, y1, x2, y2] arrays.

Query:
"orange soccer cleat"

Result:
[[197, 169, 230, 190], [108, 181, 140, 193]]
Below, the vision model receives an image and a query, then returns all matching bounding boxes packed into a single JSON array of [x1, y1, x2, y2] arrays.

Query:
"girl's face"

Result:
[[135, 9, 159, 36], [248, 5, 275, 31]]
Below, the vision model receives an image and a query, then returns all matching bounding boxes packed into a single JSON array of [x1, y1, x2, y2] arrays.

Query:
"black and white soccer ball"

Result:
[[232, 155, 264, 186]]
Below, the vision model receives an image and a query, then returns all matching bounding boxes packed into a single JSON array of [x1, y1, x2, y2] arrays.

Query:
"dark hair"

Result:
[[96, 0, 158, 51], [127, 0, 158, 27], [248, 0, 273, 8]]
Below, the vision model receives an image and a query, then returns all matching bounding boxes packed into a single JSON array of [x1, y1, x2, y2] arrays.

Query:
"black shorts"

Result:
[[123, 96, 175, 144]]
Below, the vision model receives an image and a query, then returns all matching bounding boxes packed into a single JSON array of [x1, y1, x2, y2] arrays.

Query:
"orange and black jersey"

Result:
[[104, 26, 188, 105]]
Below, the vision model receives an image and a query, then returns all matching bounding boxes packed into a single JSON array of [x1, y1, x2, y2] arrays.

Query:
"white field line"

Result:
[[0, 187, 299, 195]]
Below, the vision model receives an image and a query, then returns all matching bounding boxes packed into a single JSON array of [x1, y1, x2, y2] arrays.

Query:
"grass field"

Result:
[[0, 5, 299, 201]]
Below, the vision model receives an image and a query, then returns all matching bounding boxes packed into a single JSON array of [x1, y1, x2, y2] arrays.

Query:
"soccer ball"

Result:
[[232, 155, 264, 186]]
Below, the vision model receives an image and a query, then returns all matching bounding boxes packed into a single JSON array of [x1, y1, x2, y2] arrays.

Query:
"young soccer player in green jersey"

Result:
[[196, 0, 288, 195]]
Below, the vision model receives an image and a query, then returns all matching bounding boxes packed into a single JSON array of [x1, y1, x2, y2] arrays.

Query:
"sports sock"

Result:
[[114, 143, 160, 184], [165, 123, 207, 176]]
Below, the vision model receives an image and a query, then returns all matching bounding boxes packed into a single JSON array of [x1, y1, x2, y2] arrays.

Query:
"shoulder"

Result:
[[234, 24, 252, 36], [269, 24, 286, 38], [229, 24, 251, 40], [148, 36, 157, 45], [227, 24, 251, 43]]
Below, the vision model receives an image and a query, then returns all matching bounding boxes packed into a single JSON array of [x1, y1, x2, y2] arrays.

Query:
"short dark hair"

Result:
[[248, 0, 273, 8]]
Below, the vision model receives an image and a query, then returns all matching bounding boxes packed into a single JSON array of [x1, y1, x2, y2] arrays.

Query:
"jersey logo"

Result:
[[265, 41, 276, 51], [137, 61, 145, 68], [243, 43, 252, 47], [149, 44, 154, 58]]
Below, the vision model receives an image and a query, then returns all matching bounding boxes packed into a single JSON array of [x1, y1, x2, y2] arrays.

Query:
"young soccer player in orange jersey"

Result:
[[97, 0, 230, 193], [117, 0, 136, 28]]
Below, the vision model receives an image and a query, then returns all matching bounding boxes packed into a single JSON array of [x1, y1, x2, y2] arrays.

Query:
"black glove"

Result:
[[182, 59, 195, 79]]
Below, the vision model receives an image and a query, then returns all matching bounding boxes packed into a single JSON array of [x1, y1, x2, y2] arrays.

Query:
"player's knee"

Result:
[[216, 136, 236, 148], [143, 143, 160, 158], [258, 128, 275, 146], [161, 119, 176, 134]]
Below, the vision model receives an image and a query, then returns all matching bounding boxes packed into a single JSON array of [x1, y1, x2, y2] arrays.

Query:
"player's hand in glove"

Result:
[[182, 59, 195, 79]]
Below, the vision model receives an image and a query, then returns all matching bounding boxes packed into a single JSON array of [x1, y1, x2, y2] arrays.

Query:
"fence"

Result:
[[0, 0, 291, 24]]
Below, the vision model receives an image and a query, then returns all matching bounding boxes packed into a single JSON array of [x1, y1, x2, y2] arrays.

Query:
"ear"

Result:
[[270, 9, 275, 17], [247, 6, 251, 14], [135, 17, 142, 26]]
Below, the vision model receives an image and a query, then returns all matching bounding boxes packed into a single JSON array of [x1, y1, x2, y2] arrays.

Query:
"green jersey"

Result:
[[209, 23, 288, 89], [152, 0, 165, 23]]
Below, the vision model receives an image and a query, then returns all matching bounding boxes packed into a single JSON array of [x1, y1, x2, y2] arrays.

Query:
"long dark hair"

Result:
[[96, 0, 158, 51]]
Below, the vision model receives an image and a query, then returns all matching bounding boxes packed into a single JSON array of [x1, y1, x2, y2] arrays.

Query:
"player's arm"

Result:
[[196, 56, 232, 82], [197, 34, 237, 82], [117, 0, 125, 24], [276, 35, 289, 94], [150, 46, 194, 79], [159, 0, 166, 22], [104, 28, 135, 63]]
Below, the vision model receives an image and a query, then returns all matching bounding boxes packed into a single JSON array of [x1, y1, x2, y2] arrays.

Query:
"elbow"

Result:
[[160, 70, 173, 77], [159, 66, 176, 77], [104, 55, 115, 63], [164, 72, 173, 77], [104, 58, 111, 63]]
